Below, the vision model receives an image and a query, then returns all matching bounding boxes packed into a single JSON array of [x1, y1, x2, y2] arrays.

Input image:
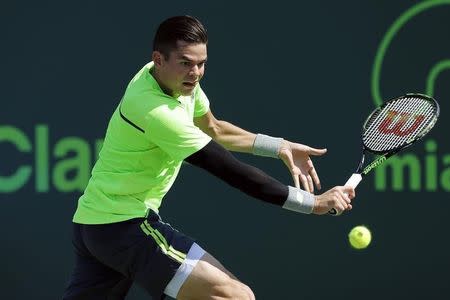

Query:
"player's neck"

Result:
[[151, 68, 179, 98]]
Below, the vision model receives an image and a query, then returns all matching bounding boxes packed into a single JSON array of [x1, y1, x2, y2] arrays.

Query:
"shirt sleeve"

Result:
[[144, 104, 212, 161], [194, 85, 210, 117]]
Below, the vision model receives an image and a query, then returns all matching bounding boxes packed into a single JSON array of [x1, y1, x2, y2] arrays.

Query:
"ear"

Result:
[[152, 51, 163, 67]]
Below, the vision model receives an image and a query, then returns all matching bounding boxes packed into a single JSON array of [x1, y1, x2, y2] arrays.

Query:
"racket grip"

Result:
[[328, 173, 362, 216]]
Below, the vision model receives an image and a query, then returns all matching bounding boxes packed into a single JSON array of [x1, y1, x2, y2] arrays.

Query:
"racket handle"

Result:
[[328, 173, 362, 216]]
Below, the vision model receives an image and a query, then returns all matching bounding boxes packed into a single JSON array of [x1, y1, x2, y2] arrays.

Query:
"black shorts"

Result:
[[62, 210, 196, 300]]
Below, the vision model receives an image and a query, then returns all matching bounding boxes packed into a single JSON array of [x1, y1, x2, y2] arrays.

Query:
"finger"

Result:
[[307, 175, 314, 193], [308, 147, 327, 156], [280, 149, 300, 188], [292, 174, 300, 188], [342, 197, 349, 209], [337, 189, 351, 204], [334, 201, 346, 214], [342, 186, 356, 199], [338, 192, 349, 209], [300, 174, 310, 192], [346, 204, 353, 210], [310, 167, 322, 190]]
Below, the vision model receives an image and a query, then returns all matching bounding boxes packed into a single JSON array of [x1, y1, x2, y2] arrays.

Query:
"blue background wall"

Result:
[[1, 1, 449, 299]]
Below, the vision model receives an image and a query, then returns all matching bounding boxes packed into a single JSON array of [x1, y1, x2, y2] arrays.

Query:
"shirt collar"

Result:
[[144, 62, 167, 96]]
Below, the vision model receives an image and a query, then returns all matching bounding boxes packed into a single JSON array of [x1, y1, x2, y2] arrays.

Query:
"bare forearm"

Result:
[[210, 120, 256, 153]]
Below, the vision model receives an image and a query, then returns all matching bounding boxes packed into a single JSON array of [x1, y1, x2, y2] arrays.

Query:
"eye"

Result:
[[180, 61, 191, 66]]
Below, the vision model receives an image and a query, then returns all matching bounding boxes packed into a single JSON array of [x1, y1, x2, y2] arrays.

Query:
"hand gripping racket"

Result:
[[329, 93, 440, 216]]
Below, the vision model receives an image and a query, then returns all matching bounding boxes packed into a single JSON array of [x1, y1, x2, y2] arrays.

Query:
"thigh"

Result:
[[176, 252, 254, 300], [63, 224, 133, 300], [63, 254, 133, 300], [82, 211, 196, 300]]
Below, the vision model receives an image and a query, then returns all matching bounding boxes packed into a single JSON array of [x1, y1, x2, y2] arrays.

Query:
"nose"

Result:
[[189, 65, 201, 77]]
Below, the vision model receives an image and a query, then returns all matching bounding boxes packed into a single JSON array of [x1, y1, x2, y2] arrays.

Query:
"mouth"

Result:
[[182, 81, 198, 88]]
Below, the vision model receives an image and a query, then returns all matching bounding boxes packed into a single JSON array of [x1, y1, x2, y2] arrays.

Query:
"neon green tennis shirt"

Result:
[[73, 62, 212, 224]]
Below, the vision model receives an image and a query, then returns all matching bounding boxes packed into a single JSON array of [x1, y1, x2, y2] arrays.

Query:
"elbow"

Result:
[[206, 121, 222, 140]]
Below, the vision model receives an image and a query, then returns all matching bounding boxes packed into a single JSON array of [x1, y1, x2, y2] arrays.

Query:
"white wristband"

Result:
[[252, 134, 283, 158], [282, 186, 315, 214]]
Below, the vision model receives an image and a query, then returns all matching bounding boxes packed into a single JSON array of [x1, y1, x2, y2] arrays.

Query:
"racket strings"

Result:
[[364, 97, 435, 150], [379, 98, 433, 149], [365, 98, 434, 150], [363, 97, 437, 152]]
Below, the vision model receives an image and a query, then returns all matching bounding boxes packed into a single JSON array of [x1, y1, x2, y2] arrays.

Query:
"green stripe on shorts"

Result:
[[140, 221, 186, 263]]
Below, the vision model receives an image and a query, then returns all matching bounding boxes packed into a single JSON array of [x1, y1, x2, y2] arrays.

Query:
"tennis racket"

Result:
[[329, 93, 440, 216]]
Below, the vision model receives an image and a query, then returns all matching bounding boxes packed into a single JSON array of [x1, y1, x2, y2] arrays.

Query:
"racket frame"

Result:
[[328, 93, 439, 216]]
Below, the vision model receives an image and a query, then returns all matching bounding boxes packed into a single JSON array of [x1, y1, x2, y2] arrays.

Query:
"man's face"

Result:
[[154, 41, 207, 97]]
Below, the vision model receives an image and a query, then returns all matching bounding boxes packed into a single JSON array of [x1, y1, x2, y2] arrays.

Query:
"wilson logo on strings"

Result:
[[377, 110, 425, 137]]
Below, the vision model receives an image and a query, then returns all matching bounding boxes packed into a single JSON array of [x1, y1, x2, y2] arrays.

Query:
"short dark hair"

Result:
[[153, 15, 208, 58]]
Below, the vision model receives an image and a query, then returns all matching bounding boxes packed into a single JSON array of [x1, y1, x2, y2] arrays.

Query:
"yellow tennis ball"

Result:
[[348, 225, 372, 249]]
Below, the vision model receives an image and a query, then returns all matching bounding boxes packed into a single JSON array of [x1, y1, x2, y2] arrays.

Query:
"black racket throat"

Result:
[[355, 151, 387, 177], [356, 144, 409, 177]]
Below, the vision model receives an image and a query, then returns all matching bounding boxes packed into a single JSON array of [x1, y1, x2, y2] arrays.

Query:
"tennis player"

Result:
[[63, 15, 355, 300]]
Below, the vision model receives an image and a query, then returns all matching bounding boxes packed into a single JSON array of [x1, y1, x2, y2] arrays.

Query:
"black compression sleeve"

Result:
[[185, 140, 288, 206]]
